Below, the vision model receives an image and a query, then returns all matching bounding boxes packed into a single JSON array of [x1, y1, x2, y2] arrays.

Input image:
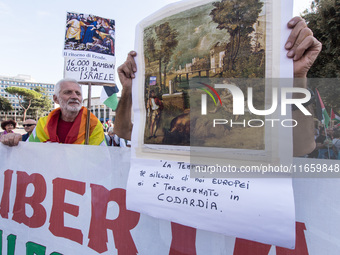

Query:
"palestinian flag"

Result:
[[315, 88, 330, 128], [100, 85, 119, 110], [331, 108, 340, 124]]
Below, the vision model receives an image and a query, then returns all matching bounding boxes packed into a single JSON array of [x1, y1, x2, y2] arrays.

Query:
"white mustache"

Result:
[[67, 99, 81, 105]]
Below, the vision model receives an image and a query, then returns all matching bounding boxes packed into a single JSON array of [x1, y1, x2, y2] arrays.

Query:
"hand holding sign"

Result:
[[114, 51, 137, 140], [118, 51, 137, 91], [0, 133, 22, 147], [285, 16, 322, 78]]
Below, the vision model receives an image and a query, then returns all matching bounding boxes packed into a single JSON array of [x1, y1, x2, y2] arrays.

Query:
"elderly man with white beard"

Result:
[[1, 78, 106, 146]]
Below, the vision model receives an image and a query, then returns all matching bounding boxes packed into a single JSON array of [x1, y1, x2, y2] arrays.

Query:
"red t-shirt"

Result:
[[57, 119, 74, 143]]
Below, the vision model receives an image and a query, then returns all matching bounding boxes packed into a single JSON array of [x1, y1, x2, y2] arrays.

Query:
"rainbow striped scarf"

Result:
[[29, 107, 105, 145]]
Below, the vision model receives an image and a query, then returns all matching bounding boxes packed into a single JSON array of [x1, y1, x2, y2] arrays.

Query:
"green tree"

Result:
[[210, 0, 264, 72], [0, 96, 13, 120], [302, 0, 340, 78], [302, 0, 340, 113], [25, 87, 53, 119], [5, 87, 42, 121], [156, 22, 179, 91]]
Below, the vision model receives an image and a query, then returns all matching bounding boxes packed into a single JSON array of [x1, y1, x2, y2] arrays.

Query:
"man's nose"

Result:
[[70, 91, 81, 99]]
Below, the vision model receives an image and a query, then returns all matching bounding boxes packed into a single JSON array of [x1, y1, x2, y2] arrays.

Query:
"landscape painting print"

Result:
[[142, 0, 268, 151]]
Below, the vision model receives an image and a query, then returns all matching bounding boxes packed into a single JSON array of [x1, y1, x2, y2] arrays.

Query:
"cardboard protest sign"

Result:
[[126, 0, 296, 248], [63, 12, 116, 84]]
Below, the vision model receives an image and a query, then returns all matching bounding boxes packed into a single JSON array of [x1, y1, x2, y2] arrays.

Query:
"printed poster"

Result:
[[129, 0, 294, 168], [63, 12, 116, 84]]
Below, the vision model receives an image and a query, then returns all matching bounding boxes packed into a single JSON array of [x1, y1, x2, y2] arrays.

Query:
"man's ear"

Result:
[[53, 95, 59, 104]]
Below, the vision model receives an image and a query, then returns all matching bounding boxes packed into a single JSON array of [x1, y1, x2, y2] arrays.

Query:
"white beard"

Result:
[[59, 98, 82, 113]]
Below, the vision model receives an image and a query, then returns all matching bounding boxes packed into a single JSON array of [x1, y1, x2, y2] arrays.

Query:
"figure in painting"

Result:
[[147, 90, 163, 139], [82, 16, 98, 45], [65, 16, 82, 43]]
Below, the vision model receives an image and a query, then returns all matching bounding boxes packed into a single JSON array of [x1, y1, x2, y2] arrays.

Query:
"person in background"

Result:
[[0, 120, 16, 137], [21, 119, 37, 141], [103, 121, 108, 132], [315, 128, 328, 158], [313, 122, 320, 140], [316, 128, 337, 159], [105, 126, 127, 147], [332, 130, 340, 159]]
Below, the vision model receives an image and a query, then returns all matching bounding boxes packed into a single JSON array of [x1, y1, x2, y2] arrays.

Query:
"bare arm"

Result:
[[114, 51, 137, 140], [285, 17, 322, 156]]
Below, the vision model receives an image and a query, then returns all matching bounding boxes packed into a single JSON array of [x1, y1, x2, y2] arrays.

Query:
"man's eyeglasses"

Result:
[[23, 124, 35, 127]]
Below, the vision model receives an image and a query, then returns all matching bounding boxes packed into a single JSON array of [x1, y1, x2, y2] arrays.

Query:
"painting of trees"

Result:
[[210, 0, 264, 72], [144, 22, 179, 92], [141, 0, 268, 147], [145, 37, 157, 65], [5, 87, 42, 121]]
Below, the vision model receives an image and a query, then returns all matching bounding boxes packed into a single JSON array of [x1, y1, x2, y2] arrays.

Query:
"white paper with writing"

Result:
[[126, 0, 296, 249], [127, 158, 295, 248], [64, 53, 116, 84]]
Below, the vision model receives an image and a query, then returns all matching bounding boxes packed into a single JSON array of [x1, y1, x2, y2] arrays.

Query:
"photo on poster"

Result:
[[64, 12, 115, 56], [142, 0, 266, 147], [132, 0, 290, 165]]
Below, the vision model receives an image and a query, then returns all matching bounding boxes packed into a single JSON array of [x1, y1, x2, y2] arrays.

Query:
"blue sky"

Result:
[[0, 0, 312, 97]]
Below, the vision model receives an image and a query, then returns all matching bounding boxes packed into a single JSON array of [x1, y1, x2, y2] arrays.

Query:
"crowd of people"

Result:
[[102, 120, 130, 147], [308, 124, 340, 159], [0, 119, 36, 142]]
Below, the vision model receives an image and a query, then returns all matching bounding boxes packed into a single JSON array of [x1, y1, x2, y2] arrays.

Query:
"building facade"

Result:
[[0, 74, 55, 122]]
